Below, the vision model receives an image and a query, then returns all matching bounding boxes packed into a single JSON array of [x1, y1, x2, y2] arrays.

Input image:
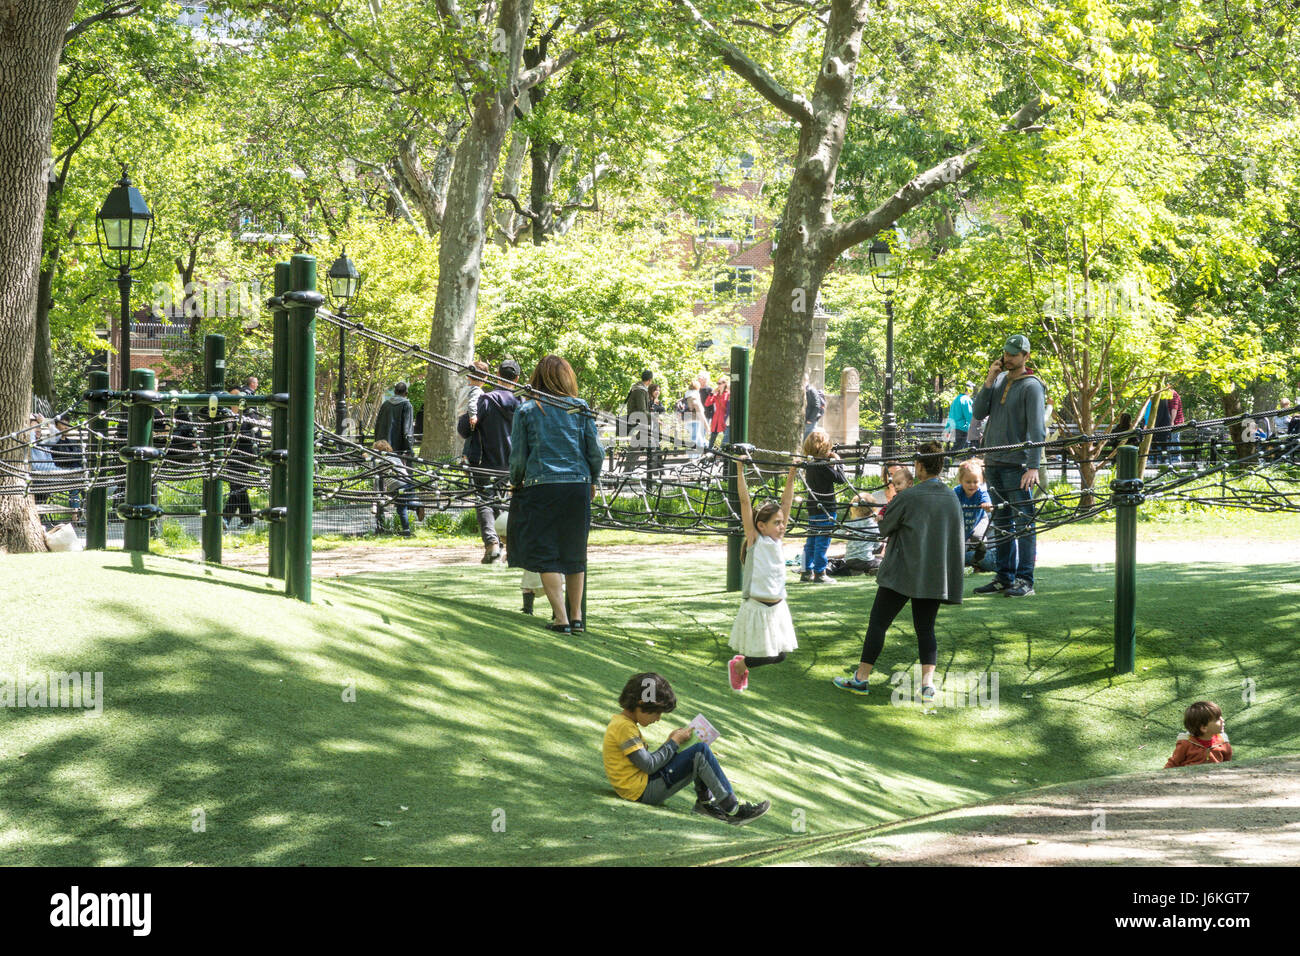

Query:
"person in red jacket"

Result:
[[1165, 700, 1232, 768], [706, 379, 729, 449]]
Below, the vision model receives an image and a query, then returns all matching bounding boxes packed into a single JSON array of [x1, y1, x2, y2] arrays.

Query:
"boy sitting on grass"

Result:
[[1165, 700, 1232, 768], [602, 672, 769, 825]]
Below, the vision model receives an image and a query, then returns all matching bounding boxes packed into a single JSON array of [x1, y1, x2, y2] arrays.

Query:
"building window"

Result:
[[713, 266, 756, 299], [698, 206, 756, 242]]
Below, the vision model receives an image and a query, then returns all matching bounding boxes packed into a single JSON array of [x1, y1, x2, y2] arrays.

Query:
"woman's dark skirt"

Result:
[[507, 482, 592, 574]]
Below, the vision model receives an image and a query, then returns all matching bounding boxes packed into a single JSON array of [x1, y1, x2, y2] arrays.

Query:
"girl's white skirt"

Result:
[[729, 598, 798, 658]]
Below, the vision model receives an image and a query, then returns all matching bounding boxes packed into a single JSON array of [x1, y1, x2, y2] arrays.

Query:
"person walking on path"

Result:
[[803, 375, 825, 439], [971, 334, 1046, 598], [374, 381, 415, 455], [706, 379, 729, 450], [624, 370, 653, 474], [946, 383, 975, 450], [463, 359, 522, 562], [833, 442, 964, 701], [508, 355, 604, 634]]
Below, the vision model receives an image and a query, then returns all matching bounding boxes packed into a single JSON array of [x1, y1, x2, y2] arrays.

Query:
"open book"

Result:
[[679, 714, 720, 750]]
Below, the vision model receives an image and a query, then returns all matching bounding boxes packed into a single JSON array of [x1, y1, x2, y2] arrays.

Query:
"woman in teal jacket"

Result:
[[508, 354, 604, 634]]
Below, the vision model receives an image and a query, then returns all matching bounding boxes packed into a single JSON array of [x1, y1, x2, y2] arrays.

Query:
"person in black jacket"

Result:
[[373, 381, 415, 455], [462, 359, 522, 563], [803, 375, 826, 439], [799, 427, 846, 583]]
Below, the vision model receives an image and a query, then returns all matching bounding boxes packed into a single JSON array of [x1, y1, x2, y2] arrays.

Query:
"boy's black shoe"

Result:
[[727, 801, 771, 825], [973, 579, 1010, 595], [799, 571, 812, 583], [693, 801, 731, 823]]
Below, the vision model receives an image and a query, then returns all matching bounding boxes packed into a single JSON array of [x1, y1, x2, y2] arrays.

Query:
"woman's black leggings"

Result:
[[859, 586, 940, 667]]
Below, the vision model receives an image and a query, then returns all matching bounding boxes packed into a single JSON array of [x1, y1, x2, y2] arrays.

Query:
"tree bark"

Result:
[[421, 0, 535, 457], [678, 0, 1048, 451], [0, 0, 80, 552]]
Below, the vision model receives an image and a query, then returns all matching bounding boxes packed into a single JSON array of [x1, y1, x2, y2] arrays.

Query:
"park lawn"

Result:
[[0, 526, 1297, 866]]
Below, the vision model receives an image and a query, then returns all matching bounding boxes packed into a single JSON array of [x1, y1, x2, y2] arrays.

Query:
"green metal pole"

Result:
[[121, 368, 157, 553], [202, 334, 226, 564], [285, 255, 319, 602], [726, 346, 750, 591], [1113, 445, 1140, 674], [85, 369, 109, 550], [268, 262, 290, 580]]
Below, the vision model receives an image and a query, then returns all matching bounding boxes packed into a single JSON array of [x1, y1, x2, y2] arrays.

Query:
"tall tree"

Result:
[[667, 0, 1067, 450], [0, 0, 81, 552], [419, 0, 617, 455]]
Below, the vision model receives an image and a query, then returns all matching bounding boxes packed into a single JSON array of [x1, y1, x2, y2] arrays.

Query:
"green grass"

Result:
[[2, 513, 1298, 865]]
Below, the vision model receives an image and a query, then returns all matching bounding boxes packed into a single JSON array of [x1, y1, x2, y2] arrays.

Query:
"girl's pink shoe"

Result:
[[728, 655, 748, 692]]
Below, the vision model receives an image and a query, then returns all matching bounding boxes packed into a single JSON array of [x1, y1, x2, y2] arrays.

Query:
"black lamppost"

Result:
[[869, 223, 904, 464], [95, 165, 154, 390], [327, 249, 361, 434]]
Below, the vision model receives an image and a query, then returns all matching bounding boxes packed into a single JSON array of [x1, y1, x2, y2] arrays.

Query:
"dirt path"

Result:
[[196, 536, 1300, 578], [836, 757, 1300, 866]]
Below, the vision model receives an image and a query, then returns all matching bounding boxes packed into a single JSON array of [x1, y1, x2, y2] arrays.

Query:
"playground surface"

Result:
[[1, 511, 1297, 866], [794, 756, 1300, 866]]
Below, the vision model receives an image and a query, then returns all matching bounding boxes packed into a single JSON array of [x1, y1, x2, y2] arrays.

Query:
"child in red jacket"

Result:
[[1165, 700, 1232, 768]]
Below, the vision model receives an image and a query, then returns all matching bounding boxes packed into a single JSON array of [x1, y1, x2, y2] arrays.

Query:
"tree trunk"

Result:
[[494, 125, 529, 246], [1222, 388, 1250, 461], [747, 0, 869, 451], [420, 0, 534, 457], [0, 0, 79, 552]]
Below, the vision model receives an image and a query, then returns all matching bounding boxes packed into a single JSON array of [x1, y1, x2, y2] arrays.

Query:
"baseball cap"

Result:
[[498, 359, 521, 380], [1003, 334, 1031, 355]]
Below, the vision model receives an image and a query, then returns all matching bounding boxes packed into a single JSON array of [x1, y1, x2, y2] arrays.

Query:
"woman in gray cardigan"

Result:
[[833, 442, 964, 702]]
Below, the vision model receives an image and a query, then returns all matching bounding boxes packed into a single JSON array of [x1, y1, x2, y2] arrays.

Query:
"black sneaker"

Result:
[[799, 571, 811, 583], [693, 801, 731, 823], [1005, 579, 1035, 597], [974, 579, 1011, 595], [727, 800, 771, 826]]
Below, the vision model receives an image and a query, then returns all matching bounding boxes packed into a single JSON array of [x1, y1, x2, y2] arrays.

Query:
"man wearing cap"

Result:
[[972, 334, 1046, 598], [464, 359, 522, 563], [946, 382, 975, 450]]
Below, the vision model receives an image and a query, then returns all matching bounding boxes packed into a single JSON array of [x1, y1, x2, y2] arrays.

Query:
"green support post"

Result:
[[1112, 445, 1141, 674], [85, 369, 109, 550], [726, 346, 750, 591], [121, 368, 158, 553], [268, 262, 290, 580], [285, 255, 320, 602], [202, 334, 226, 564]]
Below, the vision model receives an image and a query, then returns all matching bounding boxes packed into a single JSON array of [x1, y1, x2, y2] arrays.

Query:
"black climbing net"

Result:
[[3, 304, 1297, 546]]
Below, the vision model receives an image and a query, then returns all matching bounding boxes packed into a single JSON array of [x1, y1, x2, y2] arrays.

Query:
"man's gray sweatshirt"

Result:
[[972, 373, 1046, 469]]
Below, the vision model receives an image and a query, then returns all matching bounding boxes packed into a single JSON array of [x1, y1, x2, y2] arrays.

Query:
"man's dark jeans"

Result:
[[987, 464, 1037, 587]]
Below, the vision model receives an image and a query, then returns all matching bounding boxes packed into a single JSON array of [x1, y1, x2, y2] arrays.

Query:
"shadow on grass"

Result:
[[0, 553, 1296, 865]]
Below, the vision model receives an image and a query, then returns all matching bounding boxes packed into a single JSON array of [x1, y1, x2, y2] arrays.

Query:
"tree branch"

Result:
[[64, 2, 141, 52], [672, 0, 814, 125], [494, 191, 540, 222], [824, 96, 1049, 258]]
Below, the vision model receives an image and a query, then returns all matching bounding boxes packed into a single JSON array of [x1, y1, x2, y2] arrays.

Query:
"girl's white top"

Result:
[[743, 534, 787, 602]]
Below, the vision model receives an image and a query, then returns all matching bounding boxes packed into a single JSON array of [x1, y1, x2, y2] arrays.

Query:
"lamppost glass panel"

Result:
[[328, 250, 361, 304]]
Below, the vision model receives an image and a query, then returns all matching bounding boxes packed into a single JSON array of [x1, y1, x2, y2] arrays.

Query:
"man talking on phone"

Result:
[[972, 334, 1045, 597]]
